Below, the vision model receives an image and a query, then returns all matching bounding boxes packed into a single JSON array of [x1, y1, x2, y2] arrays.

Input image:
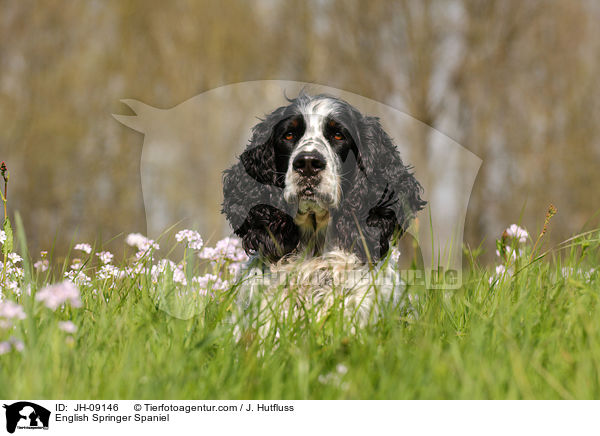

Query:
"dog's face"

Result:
[[275, 98, 360, 231], [222, 92, 426, 263]]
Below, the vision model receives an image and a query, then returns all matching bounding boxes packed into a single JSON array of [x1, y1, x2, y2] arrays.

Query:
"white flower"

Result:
[[0, 301, 26, 320], [9, 336, 24, 352], [192, 273, 218, 289], [58, 321, 77, 333], [3, 279, 19, 292], [175, 229, 204, 251], [496, 247, 518, 261], [213, 279, 229, 290], [336, 364, 348, 375], [8, 253, 22, 264], [96, 251, 113, 264], [0, 230, 6, 245], [126, 233, 159, 252], [505, 224, 529, 244], [64, 270, 92, 287], [13, 267, 24, 279], [0, 341, 10, 354], [74, 243, 92, 254], [172, 266, 187, 286], [97, 264, 121, 280], [227, 262, 243, 276], [192, 273, 227, 291], [36, 281, 82, 310], [125, 264, 147, 276], [489, 263, 513, 285], [150, 259, 177, 283], [199, 237, 248, 262], [70, 258, 83, 270], [34, 259, 49, 272]]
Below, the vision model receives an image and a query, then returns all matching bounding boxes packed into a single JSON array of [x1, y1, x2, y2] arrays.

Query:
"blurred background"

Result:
[[1, 0, 599, 260]]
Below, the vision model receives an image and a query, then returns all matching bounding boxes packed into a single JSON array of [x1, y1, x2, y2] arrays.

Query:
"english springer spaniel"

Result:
[[222, 92, 425, 266], [222, 92, 426, 325]]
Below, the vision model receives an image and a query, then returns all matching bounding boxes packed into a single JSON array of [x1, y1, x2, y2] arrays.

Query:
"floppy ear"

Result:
[[237, 110, 281, 187], [362, 116, 426, 231], [222, 106, 299, 261], [330, 115, 426, 262]]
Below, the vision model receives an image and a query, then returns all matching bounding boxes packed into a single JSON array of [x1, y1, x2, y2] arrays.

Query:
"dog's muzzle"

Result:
[[292, 151, 326, 196], [292, 151, 326, 177]]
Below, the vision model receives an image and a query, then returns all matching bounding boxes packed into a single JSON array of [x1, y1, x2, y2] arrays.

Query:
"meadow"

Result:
[[1, 162, 599, 399]]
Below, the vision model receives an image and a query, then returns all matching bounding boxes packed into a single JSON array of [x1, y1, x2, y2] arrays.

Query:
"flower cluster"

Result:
[[0, 300, 26, 354], [58, 320, 77, 334], [151, 259, 187, 285], [0, 244, 24, 297], [0, 336, 24, 355], [1, 227, 248, 348], [175, 230, 204, 251], [74, 243, 92, 254], [199, 237, 247, 263], [192, 274, 229, 293], [489, 224, 529, 285], [126, 233, 159, 253], [34, 259, 49, 272], [96, 251, 114, 265], [495, 224, 529, 261], [0, 300, 26, 329], [504, 224, 529, 244], [35, 281, 82, 310]]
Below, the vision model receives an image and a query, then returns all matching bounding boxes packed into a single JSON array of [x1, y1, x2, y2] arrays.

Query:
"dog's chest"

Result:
[[294, 209, 330, 256]]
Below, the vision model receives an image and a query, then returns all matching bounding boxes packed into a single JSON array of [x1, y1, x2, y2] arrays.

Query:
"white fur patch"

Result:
[[237, 250, 410, 333]]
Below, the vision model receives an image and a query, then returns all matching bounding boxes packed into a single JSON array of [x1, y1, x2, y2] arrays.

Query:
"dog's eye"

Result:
[[284, 132, 294, 140], [334, 132, 344, 141]]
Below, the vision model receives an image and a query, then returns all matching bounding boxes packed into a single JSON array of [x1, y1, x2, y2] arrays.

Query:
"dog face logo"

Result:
[[2, 402, 50, 434]]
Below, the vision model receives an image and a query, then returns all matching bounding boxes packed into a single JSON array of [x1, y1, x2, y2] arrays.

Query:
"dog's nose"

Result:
[[292, 151, 326, 176]]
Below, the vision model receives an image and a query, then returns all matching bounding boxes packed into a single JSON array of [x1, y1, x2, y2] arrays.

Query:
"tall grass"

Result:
[[1, 215, 599, 399]]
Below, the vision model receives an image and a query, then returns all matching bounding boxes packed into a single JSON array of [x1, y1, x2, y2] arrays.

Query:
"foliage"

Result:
[[1, 220, 599, 399]]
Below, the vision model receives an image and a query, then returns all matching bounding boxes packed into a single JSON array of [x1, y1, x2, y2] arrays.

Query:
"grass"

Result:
[[1, 220, 600, 399]]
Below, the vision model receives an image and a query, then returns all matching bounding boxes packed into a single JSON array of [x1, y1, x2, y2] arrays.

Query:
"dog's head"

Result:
[[222, 92, 426, 263]]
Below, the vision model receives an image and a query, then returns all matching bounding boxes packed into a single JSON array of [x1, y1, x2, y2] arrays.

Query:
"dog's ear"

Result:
[[360, 115, 426, 234], [331, 115, 426, 261], [238, 105, 290, 187], [222, 105, 299, 260]]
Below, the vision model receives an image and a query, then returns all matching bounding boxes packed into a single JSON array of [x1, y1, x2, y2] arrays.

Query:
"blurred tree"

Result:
[[1, 0, 599, 261]]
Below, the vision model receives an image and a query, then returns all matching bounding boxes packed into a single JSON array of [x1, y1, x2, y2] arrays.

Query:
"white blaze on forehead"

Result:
[[297, 97, 339, 152]]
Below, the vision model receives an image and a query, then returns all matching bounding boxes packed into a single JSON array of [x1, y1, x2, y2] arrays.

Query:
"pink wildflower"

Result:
[[0, 300, 26, 320], [58, 321, 78, 333], [36, 281, 82, 310], [175, 229, 204, 251], [74, 243, 92, 254]]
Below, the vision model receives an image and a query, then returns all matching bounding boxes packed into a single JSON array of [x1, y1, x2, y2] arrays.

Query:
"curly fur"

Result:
[[222, 92, 426, 265], [238, 250, 411, 330]]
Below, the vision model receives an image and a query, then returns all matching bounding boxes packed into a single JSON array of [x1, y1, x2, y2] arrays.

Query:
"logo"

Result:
[[2, 402, 50, 434]]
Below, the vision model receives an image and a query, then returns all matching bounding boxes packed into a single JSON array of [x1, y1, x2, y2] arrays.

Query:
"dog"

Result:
[[222, 92, 425, 324]]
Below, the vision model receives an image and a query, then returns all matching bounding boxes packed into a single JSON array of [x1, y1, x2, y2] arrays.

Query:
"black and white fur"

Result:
[[222, 92, 425, 266]]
